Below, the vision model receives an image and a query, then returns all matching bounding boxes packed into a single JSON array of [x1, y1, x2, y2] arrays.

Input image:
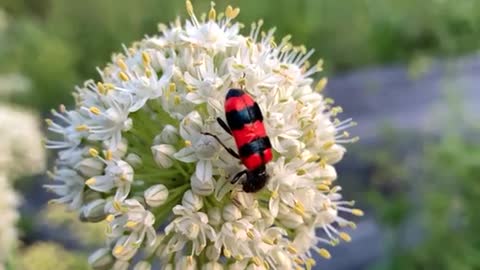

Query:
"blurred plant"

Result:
[[17, 242, 89, 270], [0, 173, 19, 269], [41, 204, 106, 247], [45, 2, 361, 269]]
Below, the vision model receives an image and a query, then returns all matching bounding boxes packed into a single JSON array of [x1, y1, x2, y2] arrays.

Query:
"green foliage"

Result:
[[1, 0, 480, 111]]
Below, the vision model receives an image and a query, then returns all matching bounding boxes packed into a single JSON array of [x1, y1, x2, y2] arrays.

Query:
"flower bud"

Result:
[[133, 261, 152, 270], [144, 184, 169, 207], [207, 207, 222, 226], [191, 174, 214, 196], [222, 204, 241, 221], [125, 153, 143, 168], [205, 245, 220, 262], [88, 248, 114, 270], [194, 135, 219, 159], [156, 124, 179, 144], [182, 190, 203, 211], [151, 144, 176, 168], [75, 158, 104, 177], [317, 164, 337, 181], [80, 199, 107, 222]]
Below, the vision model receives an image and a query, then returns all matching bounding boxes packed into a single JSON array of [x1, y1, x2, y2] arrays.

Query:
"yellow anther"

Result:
[[75, 124, 89, 132], [330, 238, 340, 246], [305, 129, 315, 140], [225, 5, 240, 19], [208, 2, 216, 21], [186, 85, 195, 92], [315, 78, 328, 92], [294, 257, 304, 265], [169, 83, 176, 92], [223, 248, 232, 258], [105, 150, 113, 161], [321, 179, 333, 186], [296, 168, 307, 175], [247, 230, 255, 240], [306, 258, 316, 267], [185, 0, 194, 17], [252, 256, 262, 266], [85, 177, 96, 185], [125, 221, 138, 228], [45, 118, 53, 126], [348, 222, 357, 229], [322, 141, 335, 150], [339, 232, 352, 242], [317, 184, 330, 192], [293, 200, 305, 216], [113, 200, 123, 212], [331, 106, 343, 116], [318, 248, 331, 259], [88, 148, 99, 157], [234, 255, 243, 261], [262, 237, 274, 245], [174, 95, 181, 105], [113, 245, 124, 255], [232, 63, 246, 69], [319, 158, 327, 168], [184, 140, 192, 147], [105, 214, 115, 222], [352, 209, 364, 216], [97, 82, 106, 94], [119, 71, 129, 81], [145, 68, 152, 78], [89, 106, 101, 115], [141, 51, 151, 66], [117, 59, 128, 71], [287, 245, 298, 254], [104, 83, 115, 90], [316, 59, 324, 70], [271, 190, 278, 199]]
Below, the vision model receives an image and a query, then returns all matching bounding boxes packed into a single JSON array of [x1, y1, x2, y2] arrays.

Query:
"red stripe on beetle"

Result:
[[231, 120, 267, 148], [262, 148, 273, 163], [225, 95, 256, 113], [242, 153, 263, 170]]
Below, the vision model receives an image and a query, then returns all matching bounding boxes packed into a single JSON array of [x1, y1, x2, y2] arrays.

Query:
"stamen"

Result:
[[317, 248, 331, 259], [75, 124, 89, 131], [105, 214, 115, 222], [315, 78, 328, 92], [225, 5, 240, 19], [117, 59, 128, 71], [85, 177, 96, 185], [141, 51, 151, 66], [208, 2, 216, 21], [339, 232, 352, 242], [89, 148, 99, 157], [119, 71, 129, 81], [89, 106, 101, 115]]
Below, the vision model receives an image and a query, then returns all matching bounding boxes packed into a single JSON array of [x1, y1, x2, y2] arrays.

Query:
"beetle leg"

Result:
[[231, 170, 247, 184], [216, 117, 232, 135], [201, 132, 240, 159]]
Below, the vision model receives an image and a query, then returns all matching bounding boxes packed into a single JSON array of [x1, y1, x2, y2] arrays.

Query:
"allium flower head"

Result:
[[45, 2, 362, 269]]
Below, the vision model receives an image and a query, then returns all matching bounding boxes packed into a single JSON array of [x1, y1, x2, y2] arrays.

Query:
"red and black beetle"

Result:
[[203, 88, 272, 192]]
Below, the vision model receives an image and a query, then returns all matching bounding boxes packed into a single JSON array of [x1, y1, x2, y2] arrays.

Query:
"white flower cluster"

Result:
[[0, 174, 19, 268], [46, 2, 362, 269], [0, 104, 45, 268]]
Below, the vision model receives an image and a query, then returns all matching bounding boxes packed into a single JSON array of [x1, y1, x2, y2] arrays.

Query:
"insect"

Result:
[[203, 88, 272, 192]]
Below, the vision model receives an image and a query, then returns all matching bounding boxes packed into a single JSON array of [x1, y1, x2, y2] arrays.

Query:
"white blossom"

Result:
[[45, 1, 362, 269]]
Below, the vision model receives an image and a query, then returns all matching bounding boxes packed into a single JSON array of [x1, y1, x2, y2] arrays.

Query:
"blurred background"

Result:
[[0, 0, 479, 269]]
